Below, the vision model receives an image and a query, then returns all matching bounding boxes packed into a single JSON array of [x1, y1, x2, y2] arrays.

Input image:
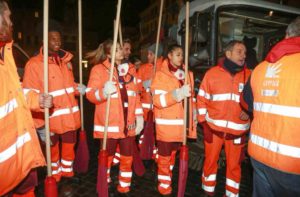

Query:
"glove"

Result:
[[172, 84, 191, 102], [77, 84, 87, 95], [103, 81, 117, 99], [135, 116, 144, 135], [142, 80, 151, 90], [37, 127, 55, 145], [39, 93, 53, 108]]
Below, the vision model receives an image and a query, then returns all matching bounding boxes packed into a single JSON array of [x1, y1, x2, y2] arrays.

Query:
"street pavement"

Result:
[[35, 99, 253, 197]]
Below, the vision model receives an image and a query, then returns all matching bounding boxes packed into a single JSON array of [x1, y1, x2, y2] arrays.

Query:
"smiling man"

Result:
[[197, 40, 251, 197], [22, 20, 85, 183]]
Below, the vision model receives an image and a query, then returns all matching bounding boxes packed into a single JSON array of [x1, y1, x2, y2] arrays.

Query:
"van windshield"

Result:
[[217, 6, 297, 69]]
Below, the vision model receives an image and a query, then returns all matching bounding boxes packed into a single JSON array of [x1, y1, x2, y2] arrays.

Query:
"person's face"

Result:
[[147, 50, 155, 64], [168, 48, 183, 67], [123, 42, 131, 59], [0, 3, 12, 42], [225, 43, 246, 66], [48, 31, 61, 53]]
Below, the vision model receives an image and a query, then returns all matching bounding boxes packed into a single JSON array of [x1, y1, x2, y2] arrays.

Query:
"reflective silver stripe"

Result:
[[124, 102, 129, 108], [107, 169, 110, 174], [206, 114, 249, 131], [49, 89, 66, 97], [193, 98, 196, 103], [0, 132, 31, 163], [52, 168, 61, 175], [119, 84, 123, 89], [158, 175, 171, 181], [137, 79, 142, 83], [50, 106, 79, 118], [160, 94, 167, 107], [85, 87, 92, 92], [127, 91, 136, 97], [261, 89, 279, 97], [226, 190, 239, 197], [115, 153, 120, 157], [61, 167, 73, 172], [61, 159, 73, 166], [198, 89, 211, 99], [142, 103, 152, 109], [155, 118, 184, 125], [198, 108, 207, 115], [211, 93, 240, 103], [250, 133, 300, 158], [66, 87, 75, 94], [94, 125, 119, 133], [202, 184, 215, 192], [51, 161, 60, 167], [226, 178, 240, 189], [254, 102, 300, 118], [154, 89, 167, 95], [146, 88, 151, 92], [170, 165, 174, 170], [95, 89, 101, 102], [202, 173, 217, 181], [120, 171, 132, 178], [119, 181, 131, 187], [23, 88, 40, 97], [135, 108, 143, 114], [0, 98, 18, 119], [113, 158, 119, 163], [159, 183, 170, 189]]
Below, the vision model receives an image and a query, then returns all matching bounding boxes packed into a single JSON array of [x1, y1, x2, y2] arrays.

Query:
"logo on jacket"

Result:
[[174, 69, 185, 80], [265, 62, 282, 78], [117, 63, 129, 76]]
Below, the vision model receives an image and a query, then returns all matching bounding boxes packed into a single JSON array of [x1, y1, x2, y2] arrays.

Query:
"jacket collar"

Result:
[[38, 47, 73, 64], [265, 36, 300, 63]]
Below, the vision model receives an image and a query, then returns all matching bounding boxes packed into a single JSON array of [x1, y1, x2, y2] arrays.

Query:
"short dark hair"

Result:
[[36, 19, 62, 39], [123, 38, 131, 45], [224, 40, 244, 53], [167, 44, 182, 54]]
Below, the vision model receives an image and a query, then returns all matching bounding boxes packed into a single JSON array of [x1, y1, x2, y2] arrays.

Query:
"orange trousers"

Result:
[[202, 123, 245, 197]]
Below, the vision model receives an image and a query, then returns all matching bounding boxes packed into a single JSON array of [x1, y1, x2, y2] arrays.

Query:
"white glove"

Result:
[[103, 81, 117, 99], [142, 80, 151, 90], [172, 84, 191, 102], [37, 127, 54, 145], [77, 84, 87, 95], [135, 116, 144, 135]]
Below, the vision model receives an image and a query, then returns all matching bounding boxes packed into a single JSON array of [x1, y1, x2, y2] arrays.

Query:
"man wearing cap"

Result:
[[137, 43, 164, 161]]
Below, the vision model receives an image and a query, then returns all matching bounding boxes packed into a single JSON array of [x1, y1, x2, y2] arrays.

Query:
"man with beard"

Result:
[[0, 1, 52, 196]]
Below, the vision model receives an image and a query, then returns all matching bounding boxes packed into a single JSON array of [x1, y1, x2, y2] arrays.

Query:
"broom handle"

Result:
[[78, 0, 84, 130], [119, 20, 123, 47], [153, 0, 164, 75], [183, 1, 190, 146], [102, 0, 122, 150], [43, 0, 51, 176]]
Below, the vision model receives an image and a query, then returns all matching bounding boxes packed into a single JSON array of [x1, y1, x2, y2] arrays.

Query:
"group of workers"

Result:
[[1, 0, 300, 196]]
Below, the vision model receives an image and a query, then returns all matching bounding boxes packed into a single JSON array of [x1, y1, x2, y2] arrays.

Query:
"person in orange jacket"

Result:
[[241, 17, 300, 197], [150, 44, 197, 195], [0, 1, 52, 196], [85, 39, 144, 194], [137, 43, 164, 161], [197, 40, 251, 197], [22, 21, 85, 182]]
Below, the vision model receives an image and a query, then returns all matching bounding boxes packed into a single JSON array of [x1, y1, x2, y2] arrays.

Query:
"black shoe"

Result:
[[117, 191, 131, 197]]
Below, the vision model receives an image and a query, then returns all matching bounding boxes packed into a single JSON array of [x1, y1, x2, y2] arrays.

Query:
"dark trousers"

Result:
[[251, 158, 300, 197]]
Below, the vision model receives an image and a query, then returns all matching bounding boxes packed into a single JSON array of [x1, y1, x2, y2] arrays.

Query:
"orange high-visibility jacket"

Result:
[[249, 40, 300, 175], [22, 48, 81, 134], [0, 42, 45, 196], [86, 59, 143, 139], [197, 64, 251, 136], [137, 57, 163, 120], [150, 60, 197, 142]]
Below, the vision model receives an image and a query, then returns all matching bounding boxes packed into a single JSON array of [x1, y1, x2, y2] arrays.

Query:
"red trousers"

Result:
[[156, 141, 181, 195], [50, 130, 77, 182], [202, 123, 245, 196], [3, 170, 37, 197], [100, 137, 134, 193]]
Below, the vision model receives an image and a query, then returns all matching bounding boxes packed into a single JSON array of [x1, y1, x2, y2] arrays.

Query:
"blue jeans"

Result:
[[251, 158, 300, 197]]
